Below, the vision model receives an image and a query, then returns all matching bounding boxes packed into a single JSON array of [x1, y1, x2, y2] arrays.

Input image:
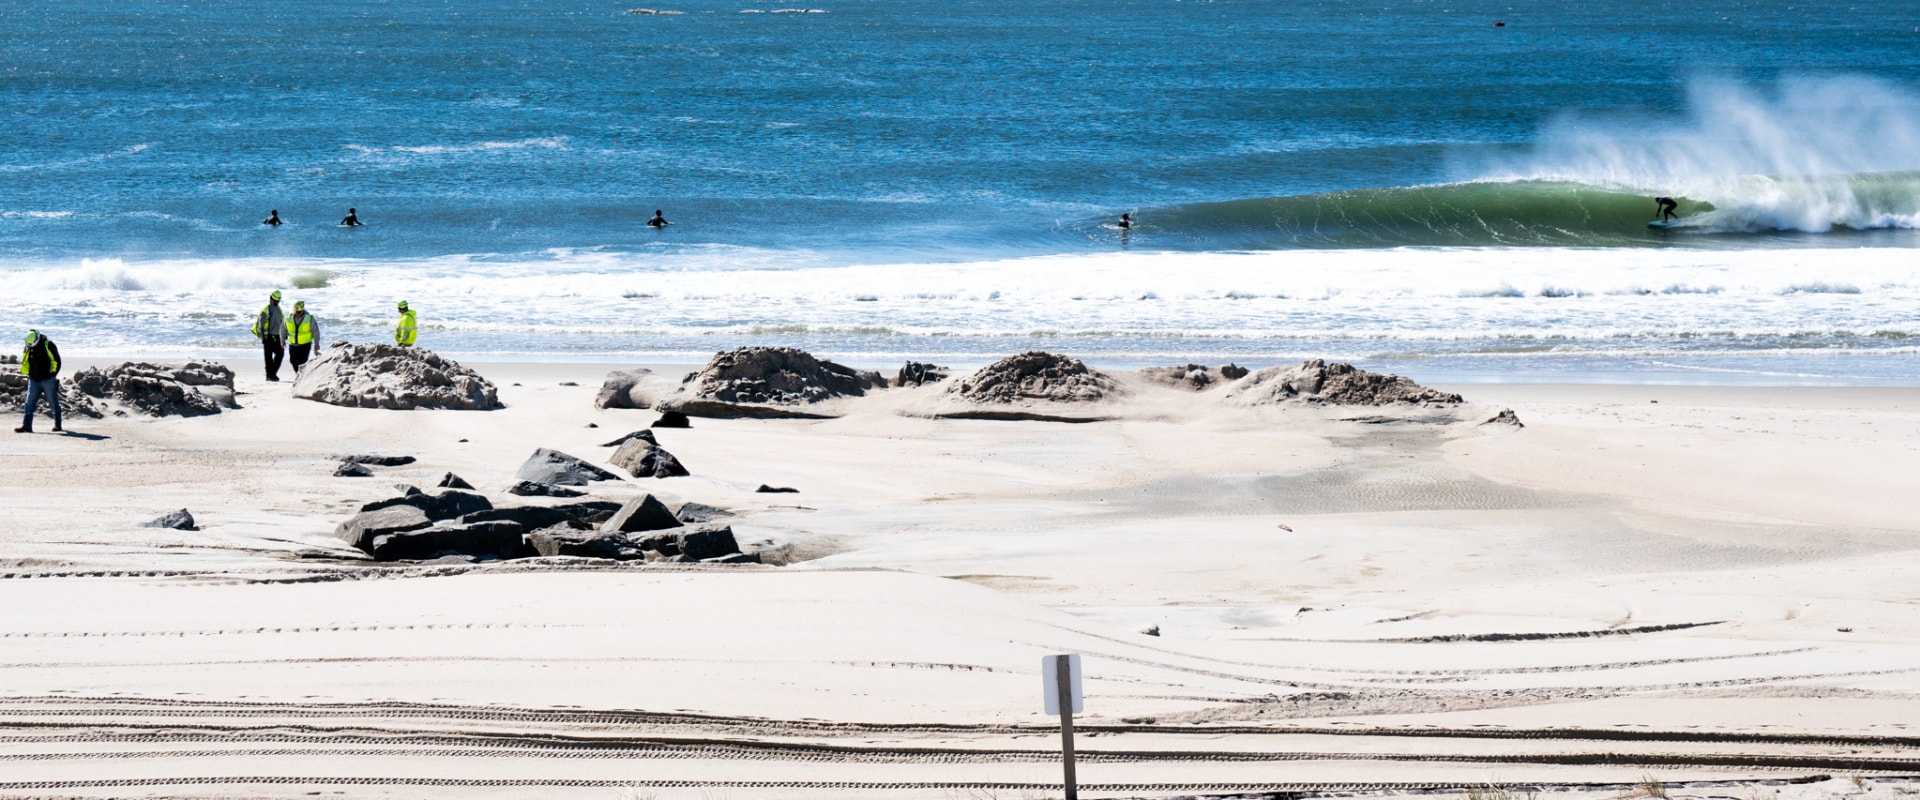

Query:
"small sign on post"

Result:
[[1041, 654, 1083, 800]]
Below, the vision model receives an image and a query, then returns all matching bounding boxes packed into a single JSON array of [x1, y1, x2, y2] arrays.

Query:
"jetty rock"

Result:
[[0, 357, 102, 420], [68, 361, 238, 417], [655, 346, 884, 419], [292, 342, 502, 411], [913, 352, 1122, 422], [1222, 359, 1464, 407]]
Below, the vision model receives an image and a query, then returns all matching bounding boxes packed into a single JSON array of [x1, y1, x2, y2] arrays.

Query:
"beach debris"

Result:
[[896, 361, 950, 387], [368, 520, 525, 561], [333, 460, 376, 477], [1482, 408, 1524, 428], [755, 484, 799, 493], [359, 489, 494, 522], [652, 410, 692, 428], [139, 509, 197, 531], [601, 494, 684, 534], [514, 447, 621, 487], [674, 501, 734, 523], [67, 361, 236, 417], [595, 367, 664, 410], [0, 357, 102, 420], [437, 472, 475, 490], [1138, 363, 1246, 391], [507, 480, 587, 498], [1222, 359, 1464, 407], [336, 454, 416, 467], [655, 346, 884, 419], [610, 438, 689, 478], [599, 429, 658, 447], [1277, 523, 1293, 532], [461, 501, 622, 530], [292, 342, 502, 411], [949, 351, 1120, 405]]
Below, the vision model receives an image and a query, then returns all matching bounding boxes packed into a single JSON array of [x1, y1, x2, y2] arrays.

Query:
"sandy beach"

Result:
[[3, 356, 1919, 799]]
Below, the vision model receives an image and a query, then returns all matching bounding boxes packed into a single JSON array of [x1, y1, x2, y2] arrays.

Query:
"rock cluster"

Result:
[[656, 347, 884, 419], [0, 357, 101, 420], [1138, 363, 1248, 392], [896, 361, 950, 386], [330, 485, 753, 564], [1222, 359, 1463, 407], [947, 351, 1120, 405], [292, 342, 501, 411], [66, 361, 239, 417]]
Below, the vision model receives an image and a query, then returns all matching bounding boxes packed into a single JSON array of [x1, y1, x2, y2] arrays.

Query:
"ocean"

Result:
[[4, 0, 1919, 384]]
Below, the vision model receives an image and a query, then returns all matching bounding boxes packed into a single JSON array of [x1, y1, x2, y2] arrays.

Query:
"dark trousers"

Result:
[[263, 336, 285, 380], [289, 342, 313, 374], [22, 377, 61, 430]]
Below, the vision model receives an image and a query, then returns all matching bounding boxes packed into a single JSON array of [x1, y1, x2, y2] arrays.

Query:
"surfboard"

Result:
[[1646, 219, 1680, 229]]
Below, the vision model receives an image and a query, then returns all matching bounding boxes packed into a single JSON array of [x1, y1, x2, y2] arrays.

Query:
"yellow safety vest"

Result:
[[394, 309, 418, 346], [286, 312, 318, 346]]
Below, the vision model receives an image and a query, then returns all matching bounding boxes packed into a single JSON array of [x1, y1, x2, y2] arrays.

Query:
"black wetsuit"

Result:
[[1655, 197, 1678, 222]]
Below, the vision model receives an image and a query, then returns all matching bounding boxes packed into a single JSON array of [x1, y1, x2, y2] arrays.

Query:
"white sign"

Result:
[[1041, 653, 1083, 715]]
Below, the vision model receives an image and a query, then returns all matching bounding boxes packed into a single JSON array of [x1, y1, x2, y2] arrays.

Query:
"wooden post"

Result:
[[1056, 655, 1078, 800]]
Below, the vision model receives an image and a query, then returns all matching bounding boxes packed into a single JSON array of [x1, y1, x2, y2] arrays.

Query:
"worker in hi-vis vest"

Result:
[[394, 300, 417, 347], [16, 329, 63, 434], [250, 290, 287, 381], [285, 300, 322, 374]]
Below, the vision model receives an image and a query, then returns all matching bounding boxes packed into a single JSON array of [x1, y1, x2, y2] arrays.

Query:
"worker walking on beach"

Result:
[[15, 330, 63, 434], [285, 300, 321, 374], [394, 300, 417, 347], [251, 290, 287, 381]]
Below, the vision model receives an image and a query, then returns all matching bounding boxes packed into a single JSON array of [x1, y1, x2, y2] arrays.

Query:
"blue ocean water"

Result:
[[4, 0, 1919, 382]]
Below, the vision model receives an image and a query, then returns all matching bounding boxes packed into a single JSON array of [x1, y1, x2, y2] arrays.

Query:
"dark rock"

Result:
[[609, 438, 690, 479], [514, 447, 621, 486], [601, 494, 684, 534], [1220, 363, 1250, 380], [334, 461, 376, 477], [508, 480, 587, 498], [292, 342, 502, 411], [139, 509, 197, 531], [1482, 408, 1524, 428], [526, 525, 644, 560], [594, 367, 659, 410], [333, 505, 433, 550], [68, 361, 237, 417], [1223, 359, 1464, 407], [368, 520, 525, 561], [896, 361, 950, 386], [652, 410, 692, 428], [359, 489, 493, 521], [599, 429, 657, 448], [755, 484, 799, 494], [635, 523, 740, 560], [437, 472, 475, 490], [655, 347, 884, 419], [395, 485, 423, 496], [337, 454, 417, 467], [947, 351, 1120, 405], [674, 502, 734, 523], [461, 501, 623, 531]]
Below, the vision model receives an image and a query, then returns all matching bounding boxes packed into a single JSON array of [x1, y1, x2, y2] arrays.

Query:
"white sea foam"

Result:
[[349, 137, 572, 157]]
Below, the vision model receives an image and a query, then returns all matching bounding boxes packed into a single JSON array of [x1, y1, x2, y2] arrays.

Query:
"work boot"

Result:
[[51, 425, 64, 433], [12, 426, 28, 434]]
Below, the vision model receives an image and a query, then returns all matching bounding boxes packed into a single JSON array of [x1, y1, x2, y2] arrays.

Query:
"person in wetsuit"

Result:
[[1655, 197, 1678, 222], [340, 208, 362, 227], [263, 209, 282, 227], [647, 209, 670, 228]]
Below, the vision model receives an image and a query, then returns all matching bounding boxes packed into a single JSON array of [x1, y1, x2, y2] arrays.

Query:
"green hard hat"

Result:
[[24, 330, 38, 345], [294, 300, 305, 310], [271, 290, 282, 301], [397, 300, 408, 310]]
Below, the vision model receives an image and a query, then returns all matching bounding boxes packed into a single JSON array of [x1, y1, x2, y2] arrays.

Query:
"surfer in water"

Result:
[[1118, 212, 1132, 231], [1654, 197, 1678, 223], [262, 209, 282, 227], [647, 209, 670, 228], [340, 208, 362, 227]]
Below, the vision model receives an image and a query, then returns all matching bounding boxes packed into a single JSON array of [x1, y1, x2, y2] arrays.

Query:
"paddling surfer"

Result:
[[647, 209, 670, 228]]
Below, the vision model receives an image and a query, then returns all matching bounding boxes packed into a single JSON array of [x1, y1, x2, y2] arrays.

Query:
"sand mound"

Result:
[[70, 361, 238, 417], [292, 342, 502, 411], [1138, 362, 1249, 391], [656, 347, 883, 419], [0, 356, 101, 420], [907, 351, 1122, 422], [1222, 359, 1463, 407]]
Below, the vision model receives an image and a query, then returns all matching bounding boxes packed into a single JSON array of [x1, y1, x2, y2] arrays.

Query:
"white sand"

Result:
[[3, 359, 1919, 798]]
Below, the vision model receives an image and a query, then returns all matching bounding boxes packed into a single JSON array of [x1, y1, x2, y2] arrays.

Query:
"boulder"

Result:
[[1139, 363, 1245, 392], [514, 448, 621, 486], [674, 502, 734, 523], [599, 429, 657, 448], [609, 439, 689, 479], [437, 472, 475, 490], [368, 521, 525, 561], [633, 523, 741, 560], [526, 525, 645, 560], [67, 361, 237, 417], [655, 347, 884, 419], [948, 352, 1119, 405], [0, 357, 103, 420], [508, 480, 587, 498], [139, 509, 197, 531], [334, 461, 375, 477], [1221, 360, 1464, 407], [333, 505, 433, 550], [652, 410, 692, 428], [601, 494, 684, 534], [460, 501, 623, 530], [292, 342, 502, 411], [337, 454, 417, 467], [896, 361, 950, 386], [594, 368, 662, 410], [755, 484, 799, 494], [358, 489, 493, 521]]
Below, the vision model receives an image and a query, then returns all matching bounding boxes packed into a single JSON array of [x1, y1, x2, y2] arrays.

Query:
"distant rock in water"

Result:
[[1222, 360, 1463, 407], [656, 346, 884, 419], [1138, 363, 1246, 392], [68, 361, 237, 417], [948, 352, 1120, 405], [0, 356, 101, 420], [292, 342, 501, 411]]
